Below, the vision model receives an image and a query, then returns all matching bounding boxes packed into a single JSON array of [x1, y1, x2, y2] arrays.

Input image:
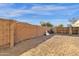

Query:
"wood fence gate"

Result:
[[54, 27, 79, 35]]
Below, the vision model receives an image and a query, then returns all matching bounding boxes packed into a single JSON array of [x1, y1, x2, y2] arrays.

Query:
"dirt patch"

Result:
[[21, 35, 79, 56]]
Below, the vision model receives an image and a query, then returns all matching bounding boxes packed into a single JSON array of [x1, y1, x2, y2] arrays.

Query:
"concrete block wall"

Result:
[[0, 20, 10, 47], [0, 19, 16, 48], [14, 22, 46, 43], [0, 19, 47, 48]]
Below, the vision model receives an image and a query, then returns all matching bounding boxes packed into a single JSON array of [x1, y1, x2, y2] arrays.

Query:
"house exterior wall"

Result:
[[72, 20, 79, 27]]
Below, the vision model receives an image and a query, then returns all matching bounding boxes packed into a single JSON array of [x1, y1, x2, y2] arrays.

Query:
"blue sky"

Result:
[[0, 3, 79, 26]]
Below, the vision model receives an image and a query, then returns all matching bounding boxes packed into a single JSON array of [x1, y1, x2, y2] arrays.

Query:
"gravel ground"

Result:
[[21, 35, 79, 56]]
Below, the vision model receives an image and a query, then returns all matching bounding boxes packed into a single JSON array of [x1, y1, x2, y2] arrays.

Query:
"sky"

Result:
[[0, 3, 79, 26]]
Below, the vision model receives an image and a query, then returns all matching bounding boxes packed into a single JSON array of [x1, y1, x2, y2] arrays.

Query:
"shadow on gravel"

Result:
[[0, 34, 53, 56]]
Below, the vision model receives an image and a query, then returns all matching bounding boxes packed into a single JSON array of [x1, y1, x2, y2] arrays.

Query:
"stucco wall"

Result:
[[72, 20, 79, 27]]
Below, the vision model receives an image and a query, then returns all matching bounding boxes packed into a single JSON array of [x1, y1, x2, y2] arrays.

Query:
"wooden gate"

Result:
[[55, 27, 69, 34]]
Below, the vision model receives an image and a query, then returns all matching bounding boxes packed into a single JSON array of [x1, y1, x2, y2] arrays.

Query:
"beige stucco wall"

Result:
[[72, 20, 79, 27]]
